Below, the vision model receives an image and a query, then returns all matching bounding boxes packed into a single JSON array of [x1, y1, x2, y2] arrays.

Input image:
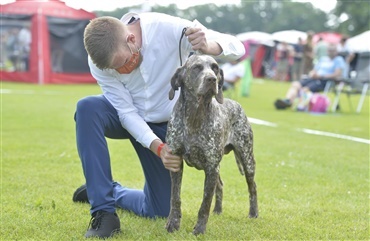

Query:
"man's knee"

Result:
[[77, 96, 99, 112], [75, 96, 106, 121], [291, 81, 302, 90]]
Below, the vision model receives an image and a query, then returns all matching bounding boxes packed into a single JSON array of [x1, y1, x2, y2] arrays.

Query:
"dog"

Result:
[[165, 55, 258, 235]]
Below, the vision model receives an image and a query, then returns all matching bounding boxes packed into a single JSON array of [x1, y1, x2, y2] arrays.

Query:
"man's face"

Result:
[[109, 35, 142, 74], [110, 42, 133, 70], [328, 48, 337, 59]]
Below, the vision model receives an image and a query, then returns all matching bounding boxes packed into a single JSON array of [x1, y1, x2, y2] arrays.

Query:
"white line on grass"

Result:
[[299, 128, 370, 145], [249, 117, 369, 145], [0, 89, 65, 95], [248, 117, 278, 127]]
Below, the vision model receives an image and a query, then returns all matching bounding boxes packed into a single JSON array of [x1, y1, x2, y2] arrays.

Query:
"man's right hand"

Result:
[[160, 144, 183, 172]]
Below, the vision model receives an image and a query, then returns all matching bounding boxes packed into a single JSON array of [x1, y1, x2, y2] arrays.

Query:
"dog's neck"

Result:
[[180, 89, 213, 131]]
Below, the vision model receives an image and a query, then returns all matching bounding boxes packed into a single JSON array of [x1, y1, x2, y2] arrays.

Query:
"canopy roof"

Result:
[[2, 0, 94, 19], [348, 31, 370, 53]]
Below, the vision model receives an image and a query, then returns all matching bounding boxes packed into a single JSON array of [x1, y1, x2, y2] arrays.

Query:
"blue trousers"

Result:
[[75, 95, 171, 218]]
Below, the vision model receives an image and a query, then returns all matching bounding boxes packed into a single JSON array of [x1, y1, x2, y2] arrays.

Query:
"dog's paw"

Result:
[[212, 206, 222, 215], [192, 223, 206, 236], [165, 218, 180, 233], [248, 206, 258, 218]]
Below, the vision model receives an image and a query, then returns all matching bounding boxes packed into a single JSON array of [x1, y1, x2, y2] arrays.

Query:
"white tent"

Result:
[[347, 31, 370, 53], [236, 31, 274, 46], [271, 30, 307, 44]]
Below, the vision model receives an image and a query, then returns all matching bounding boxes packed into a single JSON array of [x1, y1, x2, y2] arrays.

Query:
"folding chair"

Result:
[[329, 51, 370, 113]]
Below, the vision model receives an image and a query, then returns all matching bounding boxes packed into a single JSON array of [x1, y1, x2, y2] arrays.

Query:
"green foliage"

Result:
[[333, 0, 370, 36], [93, 0, 367, 36], [1, 80, 369, 240]]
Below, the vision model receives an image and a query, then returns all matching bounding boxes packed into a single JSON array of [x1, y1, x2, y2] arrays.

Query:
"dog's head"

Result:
[[169, 55, 224, 104]]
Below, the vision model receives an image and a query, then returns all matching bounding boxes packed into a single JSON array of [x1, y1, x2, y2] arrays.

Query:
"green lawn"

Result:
[[1, 80, 369, 240]]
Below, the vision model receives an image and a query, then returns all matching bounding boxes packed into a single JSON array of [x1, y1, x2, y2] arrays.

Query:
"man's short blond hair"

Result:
[[84, 16, 127, 70]]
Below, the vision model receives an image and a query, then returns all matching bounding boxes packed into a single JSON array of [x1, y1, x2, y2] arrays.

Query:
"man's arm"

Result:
[[321, 68, 343, 80], [184, 26, 245, 59], [150, 139, 182, 172]]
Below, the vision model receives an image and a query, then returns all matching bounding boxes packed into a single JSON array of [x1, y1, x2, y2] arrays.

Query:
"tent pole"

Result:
[[37, 7, 44, 85]]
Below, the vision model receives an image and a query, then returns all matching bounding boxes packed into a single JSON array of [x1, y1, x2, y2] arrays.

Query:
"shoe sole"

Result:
[[72, 185, 89, 203]]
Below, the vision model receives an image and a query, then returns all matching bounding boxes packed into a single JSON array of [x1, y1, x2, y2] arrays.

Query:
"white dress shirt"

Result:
[[221, 62, 245, 83], [88, 12, 245, 148]]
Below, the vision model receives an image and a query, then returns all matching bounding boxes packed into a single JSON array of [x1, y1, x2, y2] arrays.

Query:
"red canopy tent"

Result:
[[0, 0, 96, 84], [313, 32, 342, 44]]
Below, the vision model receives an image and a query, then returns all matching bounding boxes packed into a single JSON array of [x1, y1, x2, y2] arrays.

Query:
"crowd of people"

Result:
[[273, 32, 354, 111], [0, 25, 31, 72], [273, 31, 354, 83]]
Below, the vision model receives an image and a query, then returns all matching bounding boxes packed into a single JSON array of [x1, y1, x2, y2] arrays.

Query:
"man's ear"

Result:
[[169, 67, 185, 100], [215, 68, 224, 104]]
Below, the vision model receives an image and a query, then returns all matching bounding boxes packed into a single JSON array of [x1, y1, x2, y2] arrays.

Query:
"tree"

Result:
[[92, 0, 342, 36], [238, 0, 328, 33], [331, 0, 370, 36]]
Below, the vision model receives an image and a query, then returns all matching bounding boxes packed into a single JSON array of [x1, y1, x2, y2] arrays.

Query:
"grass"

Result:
[[1, 80, 369, 240]]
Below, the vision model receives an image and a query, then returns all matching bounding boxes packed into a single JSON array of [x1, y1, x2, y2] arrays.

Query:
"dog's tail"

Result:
[[234, 154, 245, 176]]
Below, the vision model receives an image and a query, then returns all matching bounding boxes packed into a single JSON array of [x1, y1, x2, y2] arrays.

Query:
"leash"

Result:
[[179, 27, 187, 66]]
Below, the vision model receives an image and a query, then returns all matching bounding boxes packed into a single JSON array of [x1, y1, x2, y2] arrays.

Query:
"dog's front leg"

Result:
[[165, 164, 183, 233], [193, 169, 218, 235]]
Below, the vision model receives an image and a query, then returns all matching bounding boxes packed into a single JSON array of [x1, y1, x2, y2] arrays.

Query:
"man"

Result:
[[221, 58, 245, 91], [274, 44, 345, 109], [291, 37, 304, 81], [72, 12, 245, 239], [314, 37, 328, 63], [337, 36, 355, 78], [17, 26, 31, 71], [275, 41, 294, 81]]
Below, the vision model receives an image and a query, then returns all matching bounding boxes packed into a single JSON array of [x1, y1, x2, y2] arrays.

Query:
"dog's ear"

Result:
[[169, 66, 185, 100], [215, 68, 224, 104]]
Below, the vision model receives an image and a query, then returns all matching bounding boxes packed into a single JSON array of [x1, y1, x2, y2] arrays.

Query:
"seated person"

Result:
[[274, 44, 346, 110], [221, 58, 245, 91]]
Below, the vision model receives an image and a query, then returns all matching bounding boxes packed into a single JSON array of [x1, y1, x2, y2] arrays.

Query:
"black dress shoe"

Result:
[[72, 184, 89, 203], [85, 210, 121, 239]]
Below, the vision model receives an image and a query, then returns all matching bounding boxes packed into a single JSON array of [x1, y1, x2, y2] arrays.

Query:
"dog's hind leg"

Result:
[[234, 147, 258, 218], [244, 150, 258, 218], [213, 174, 223, 214]]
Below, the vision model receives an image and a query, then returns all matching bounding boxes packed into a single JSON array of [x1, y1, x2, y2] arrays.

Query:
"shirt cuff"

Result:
[[215, 35, 245, 60], [138, 129, 159, 149]]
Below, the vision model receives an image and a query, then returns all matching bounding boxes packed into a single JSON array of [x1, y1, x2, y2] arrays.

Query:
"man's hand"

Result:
[[311, 73, 320, 79], [185, 27, 222, 56], [160, 144, 183, 173], [150, 139, 182, 172]]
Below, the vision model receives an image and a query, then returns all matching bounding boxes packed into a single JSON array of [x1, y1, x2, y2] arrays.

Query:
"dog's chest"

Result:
[[179, 127, 224, 170], [183, 144, 221, 170], [167, 101, 231, 170]]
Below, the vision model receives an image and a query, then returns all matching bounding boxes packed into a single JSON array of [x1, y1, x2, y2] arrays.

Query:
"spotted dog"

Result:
[[165, 55, 258, 235]]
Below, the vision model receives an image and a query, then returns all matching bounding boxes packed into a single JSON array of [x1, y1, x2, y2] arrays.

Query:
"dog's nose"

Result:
[[206, 76, 216, 83]]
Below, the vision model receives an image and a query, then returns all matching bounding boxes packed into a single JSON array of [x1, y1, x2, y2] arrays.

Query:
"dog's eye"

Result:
[[211, 64, 219, 74], [192, 64, 203, 72]]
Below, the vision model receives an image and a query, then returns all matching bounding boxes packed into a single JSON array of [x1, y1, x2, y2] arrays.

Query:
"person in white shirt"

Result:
[[337, 36, 355, 77], [72, 12, 245, 239], [17, 26, 31, 71], [221, 59, 245, 91]]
